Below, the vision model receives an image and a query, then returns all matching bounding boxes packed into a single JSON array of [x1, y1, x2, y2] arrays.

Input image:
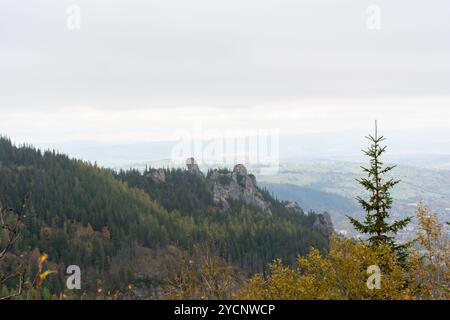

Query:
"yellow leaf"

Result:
[[38, 254, 48, 271], [39, 270, 57, 280]]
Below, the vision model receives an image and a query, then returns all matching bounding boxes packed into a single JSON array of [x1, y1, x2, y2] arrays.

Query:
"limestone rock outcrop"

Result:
[[143, 158, 334, 234], [284, 201, 302, 213], [186, 157, 203, 176], [313, 212, 334, 235], [145, 168, 166, 183], [208, 164, 272, 215]]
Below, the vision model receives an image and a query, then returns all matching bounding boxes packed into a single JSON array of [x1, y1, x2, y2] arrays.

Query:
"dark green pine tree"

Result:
[[347, 121, 412, 260]]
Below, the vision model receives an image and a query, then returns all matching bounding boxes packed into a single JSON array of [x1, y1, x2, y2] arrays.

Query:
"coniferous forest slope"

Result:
[[0, 137, 331, 298]]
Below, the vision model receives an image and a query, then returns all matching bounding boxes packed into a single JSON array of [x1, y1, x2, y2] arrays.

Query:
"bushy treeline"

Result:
[[236, 125, 449, 300], [237, 204, 449, 300]]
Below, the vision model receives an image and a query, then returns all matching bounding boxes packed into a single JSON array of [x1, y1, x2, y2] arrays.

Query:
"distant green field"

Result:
[[258, 160, 450, 203], [256, 160, 450, 236]]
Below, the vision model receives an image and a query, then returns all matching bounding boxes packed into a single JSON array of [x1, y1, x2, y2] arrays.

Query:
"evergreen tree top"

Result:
[[347, 121, 412, 261]]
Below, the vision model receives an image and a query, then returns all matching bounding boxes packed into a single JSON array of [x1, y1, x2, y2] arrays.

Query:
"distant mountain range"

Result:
[[34, 128, 450, 169]]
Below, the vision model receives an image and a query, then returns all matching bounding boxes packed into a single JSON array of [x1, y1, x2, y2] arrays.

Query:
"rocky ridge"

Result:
[[145, 158, 333, 235], [208, 163, 272, 215]]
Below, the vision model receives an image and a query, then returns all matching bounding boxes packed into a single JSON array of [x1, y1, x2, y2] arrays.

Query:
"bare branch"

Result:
[[0, 193, 31, 299]]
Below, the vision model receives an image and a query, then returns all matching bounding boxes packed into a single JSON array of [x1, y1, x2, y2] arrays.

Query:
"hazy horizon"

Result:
[[1, 0, 450, 145]]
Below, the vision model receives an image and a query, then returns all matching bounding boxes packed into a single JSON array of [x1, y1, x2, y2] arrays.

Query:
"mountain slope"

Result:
[[259, 182, 359, 214], [0, 137, 331, 298]]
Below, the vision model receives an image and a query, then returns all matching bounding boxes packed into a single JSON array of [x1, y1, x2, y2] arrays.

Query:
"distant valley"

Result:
[[256, 160, 450, 238]]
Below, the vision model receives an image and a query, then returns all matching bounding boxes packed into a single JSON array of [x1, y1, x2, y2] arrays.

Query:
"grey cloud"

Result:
[[1, 0, 449, 111]]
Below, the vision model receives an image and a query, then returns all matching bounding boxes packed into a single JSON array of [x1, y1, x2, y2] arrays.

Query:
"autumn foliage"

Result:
[[237, 205, 449, 300]]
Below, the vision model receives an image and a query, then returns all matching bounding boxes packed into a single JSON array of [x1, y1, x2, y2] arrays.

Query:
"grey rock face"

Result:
[[209, 163, 272, 215], [233, 164, 247, 176], [186, 157, 203, 176], [146, 168, 166, 183], [313, 212, 334, 235], [143, 158, 334, 235], [284, 201, 302, 213]]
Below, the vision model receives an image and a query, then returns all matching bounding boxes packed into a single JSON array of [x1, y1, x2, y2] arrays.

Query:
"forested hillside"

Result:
[[0, 137, 330, 298], [259, 182, 358, 214]]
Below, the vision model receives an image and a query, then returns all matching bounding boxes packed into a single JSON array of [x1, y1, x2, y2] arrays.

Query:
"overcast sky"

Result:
[[1, 0, 449, 143]]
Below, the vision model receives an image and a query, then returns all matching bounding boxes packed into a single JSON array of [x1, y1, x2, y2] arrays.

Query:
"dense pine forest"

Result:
[[1, 132, 448, 300], [0, 137, 330, 299]]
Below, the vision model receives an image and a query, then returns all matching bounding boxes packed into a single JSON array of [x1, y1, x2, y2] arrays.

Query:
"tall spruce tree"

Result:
[[347, 121, 412, 259]]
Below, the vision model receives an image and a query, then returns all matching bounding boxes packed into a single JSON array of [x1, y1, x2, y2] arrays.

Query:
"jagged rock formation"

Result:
[[141, 158, 334, 237], [313, 212, 334, 236], [284, 201, 302, 213], [233, 164, 247, 176], [208, 164, 272, 215], [186, 157, 203, 176], [146, 168, 166, 183]]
